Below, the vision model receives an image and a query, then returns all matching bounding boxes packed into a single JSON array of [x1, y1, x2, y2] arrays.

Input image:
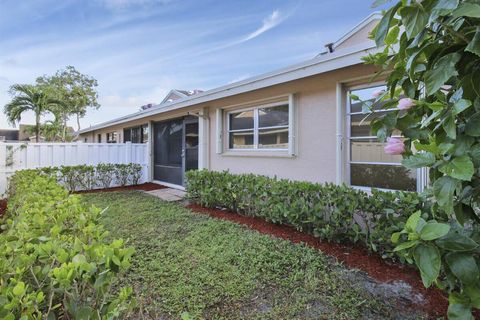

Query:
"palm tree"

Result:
[[3, 84, 62, 142]]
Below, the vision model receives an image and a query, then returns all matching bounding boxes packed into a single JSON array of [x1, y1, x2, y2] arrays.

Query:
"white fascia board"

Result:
[[79, 43, 381, 134]]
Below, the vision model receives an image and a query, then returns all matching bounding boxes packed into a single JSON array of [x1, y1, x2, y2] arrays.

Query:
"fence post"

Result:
[[0, 143, 6, 169], [125, 141, 132, 163]]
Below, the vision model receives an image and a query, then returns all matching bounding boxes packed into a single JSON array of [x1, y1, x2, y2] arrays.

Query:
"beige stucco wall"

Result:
[[79, 62, 379, 185], [335, 20, 378, 51]]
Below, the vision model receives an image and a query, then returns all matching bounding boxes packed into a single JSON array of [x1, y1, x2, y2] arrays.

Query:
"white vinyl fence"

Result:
[[0, 142, 149, 196]]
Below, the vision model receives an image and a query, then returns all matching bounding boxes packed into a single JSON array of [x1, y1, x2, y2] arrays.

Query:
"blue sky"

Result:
[[0, 0, 388, 129]]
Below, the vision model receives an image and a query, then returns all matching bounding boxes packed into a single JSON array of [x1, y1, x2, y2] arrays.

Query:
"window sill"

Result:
[[221, 150, 295, 158]]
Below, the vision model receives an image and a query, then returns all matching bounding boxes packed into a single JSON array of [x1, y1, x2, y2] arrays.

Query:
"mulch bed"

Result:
[[0, 199, 6, 217], [186, 203, 449, 319], [74, 183, 165, 194]]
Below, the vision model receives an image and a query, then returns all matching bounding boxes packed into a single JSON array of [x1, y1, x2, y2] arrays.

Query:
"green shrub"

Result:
[[0, 170, 135, 319], [33, 163, 143, 191], [186, 170, 427, 260]]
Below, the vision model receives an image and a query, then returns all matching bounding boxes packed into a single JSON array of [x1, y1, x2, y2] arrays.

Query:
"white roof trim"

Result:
[[160, 89, 189, 104], [332, 12, 382, 50], [79, 42, 381, 134]]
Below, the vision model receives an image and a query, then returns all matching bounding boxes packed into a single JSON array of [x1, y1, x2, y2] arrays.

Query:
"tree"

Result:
[[36, 66, 100, 137], [3, 84, 62, 142], [359, 0, 480, 318]]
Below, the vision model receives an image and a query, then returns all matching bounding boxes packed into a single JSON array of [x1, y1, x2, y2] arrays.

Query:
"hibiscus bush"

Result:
[[360, 0, 480, 318]]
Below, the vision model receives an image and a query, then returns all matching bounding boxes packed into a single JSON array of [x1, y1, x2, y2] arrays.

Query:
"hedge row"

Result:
[[186, 170, 430, 259], [0, 171, 135, 319], [22, 163, 143, 192]]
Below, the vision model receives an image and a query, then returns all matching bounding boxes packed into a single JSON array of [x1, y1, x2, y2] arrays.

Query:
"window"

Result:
[[347, 85, 417, 191], [123, 124, 148, 143], [97, 134, 102, 143], [227, 103, 289, 150], [106, 132, 117, 143]]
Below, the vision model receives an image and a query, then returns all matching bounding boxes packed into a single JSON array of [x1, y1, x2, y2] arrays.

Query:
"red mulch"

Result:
[[186, 203, 449, 319], [75, 183, 165, 194], [0, 199, 6, 217]]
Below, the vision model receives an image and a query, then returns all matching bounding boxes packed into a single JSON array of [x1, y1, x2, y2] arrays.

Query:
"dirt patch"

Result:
[[186, 203, 448, 319], [75, 183, 165, 194]]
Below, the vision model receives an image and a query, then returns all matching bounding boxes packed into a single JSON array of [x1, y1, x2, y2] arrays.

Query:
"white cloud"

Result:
[[241, 10, 285, 42]]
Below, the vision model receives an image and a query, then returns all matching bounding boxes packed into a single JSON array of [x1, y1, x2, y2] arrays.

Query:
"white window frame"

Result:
[[346, 83, 428, 192], [226, 100, 290, 151]]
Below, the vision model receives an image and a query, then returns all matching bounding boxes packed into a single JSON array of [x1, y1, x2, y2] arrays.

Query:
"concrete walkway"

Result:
[[144, 188, 186, 202]]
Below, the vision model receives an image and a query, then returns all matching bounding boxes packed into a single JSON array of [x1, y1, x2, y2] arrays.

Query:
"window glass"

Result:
[[259, 105, 289, 128], [227, 102, 290, 150], [350, 139, 403, 163], [349, 85, 387, 113], [142, 125, 148, 143], [229, 111, 254, 130], [350, 163, 417, 191], [229, 131, 254, 149], [348, 85, 416, 191], [123, 128, 132, 142], [106, 132, 117, 143], [258, 128, 288, 149]]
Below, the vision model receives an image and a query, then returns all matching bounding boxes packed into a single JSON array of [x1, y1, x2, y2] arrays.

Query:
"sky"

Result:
[[0, 0, 389, 130]]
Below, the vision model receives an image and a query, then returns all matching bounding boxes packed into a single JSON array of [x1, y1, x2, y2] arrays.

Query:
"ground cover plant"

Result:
[[0, 171, 135, 319], [80, 191, 424, 319], [361, 0, 480, 318]]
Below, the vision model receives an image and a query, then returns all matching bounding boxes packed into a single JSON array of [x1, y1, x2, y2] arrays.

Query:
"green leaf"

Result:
[[12, 282, 25, 296], [414, 141, 440, 155], [465, 286, 480, 309], [385, 25, 400, 45], [453, 99, 472, 115], [413, 244, 441, 288], [72, 254, 87, 264], [446, 252, 479, 284], [427, 101, 446, 112], [372, 0, 391, 8], [466, 27, 480, 57], [405, 211, 422, 232], [391, 232, 401, 243], [433, 176, 458, 211], [470, 144, 480, 166], [443, 116, 457, 139], [420, 222, 450, 241], [447, 302, 474, 320], [400, 5, 429, 39], [375, 2, 401, 46], [453, 2, 480, 18], [439, 156, 475, 181], [402, 153, 436, 169], [424, 53, 461, 95], [466, 112, 480, 137], [433, 0, 460, 16], [436, 234, 479, 252], [393, 240, 420, 252]]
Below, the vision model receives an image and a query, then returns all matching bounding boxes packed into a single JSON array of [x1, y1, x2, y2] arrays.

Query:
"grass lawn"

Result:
[[80, 191, 411, 319]]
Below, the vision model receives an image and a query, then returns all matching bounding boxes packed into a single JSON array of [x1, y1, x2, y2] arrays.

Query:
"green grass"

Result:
[[81, 191, 394, 319]]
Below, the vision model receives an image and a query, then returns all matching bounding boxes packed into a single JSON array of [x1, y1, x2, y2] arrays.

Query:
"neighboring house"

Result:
[[0, 125, 76, 142], [0, 129, 19, 142], [78, 13, 428, 192]]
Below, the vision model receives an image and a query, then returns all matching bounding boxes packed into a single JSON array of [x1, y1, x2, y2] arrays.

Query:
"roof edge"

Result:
[[79, 42, 380, 134]]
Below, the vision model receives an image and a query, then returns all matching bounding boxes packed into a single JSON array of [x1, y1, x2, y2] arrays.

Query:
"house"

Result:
[[0, 129, 19, 142], [78, 13, 428, 192]]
